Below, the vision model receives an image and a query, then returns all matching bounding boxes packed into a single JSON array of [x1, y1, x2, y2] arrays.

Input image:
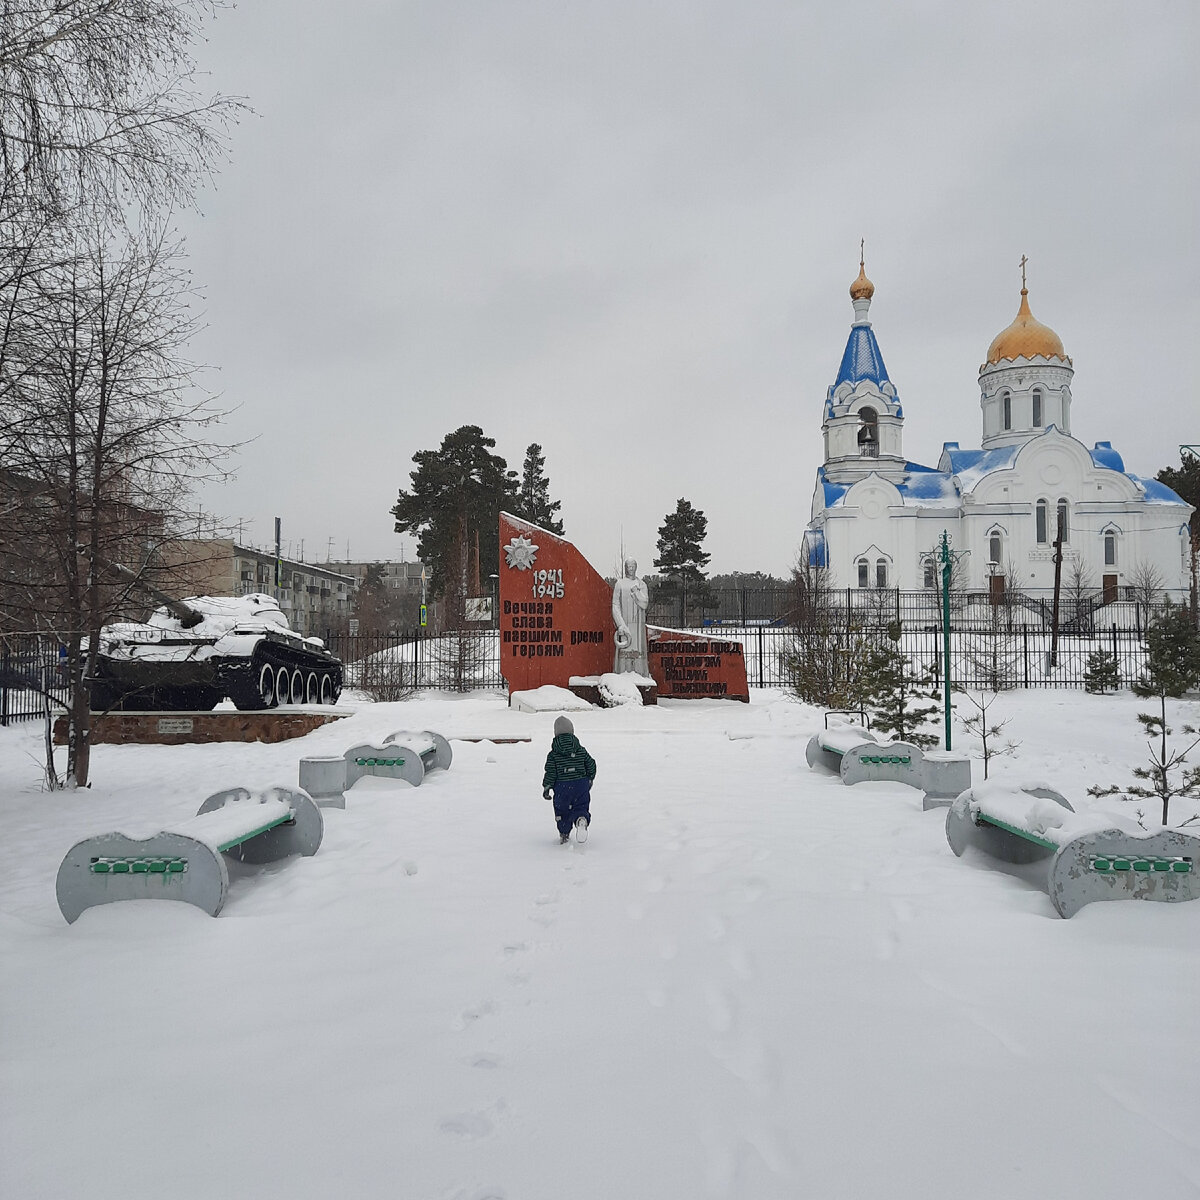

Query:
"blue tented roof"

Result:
[[835, 325, 892, 391]]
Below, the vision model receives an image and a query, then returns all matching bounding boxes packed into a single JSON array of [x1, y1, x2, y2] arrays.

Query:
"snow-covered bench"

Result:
[[945, 783, 1200, 918], [805, 719, 971, 810], [55, 786, 324, 922], [298, 729, 452, 807]]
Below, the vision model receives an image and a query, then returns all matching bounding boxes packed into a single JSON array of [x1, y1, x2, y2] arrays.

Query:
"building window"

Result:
[[989, 532, 1002, 566], [1002, 391, 1012, 430], [857, 407, 879, 458], [1104, 533, 1116, 566], [1057, 498, 1070, 543], [857, 558, 869, 588], [875, 559, 888, 588], [1032, 388, 1043, 427], [923, 560, 936, 589], [1036, 499, 1048, 544]]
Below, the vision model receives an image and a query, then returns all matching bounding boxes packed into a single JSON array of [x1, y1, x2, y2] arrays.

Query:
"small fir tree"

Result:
[[1088, 602, 1200, 825], [859, 622, 942, 748], [1083, 650, 1120, 694], [515, 443, 564, 534]]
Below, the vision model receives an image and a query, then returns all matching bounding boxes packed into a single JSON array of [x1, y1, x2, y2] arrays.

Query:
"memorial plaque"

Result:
[[498, 513, 613, 694], [156, 717, 195, 734], [647, 627, 750, 702]]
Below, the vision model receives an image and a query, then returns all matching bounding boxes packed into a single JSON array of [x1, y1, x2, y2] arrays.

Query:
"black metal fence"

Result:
[[1, 591, 1178, 723], [328, 587, 1184, 697], [0, 634, 71, 726], [325, 628, 505, 700]]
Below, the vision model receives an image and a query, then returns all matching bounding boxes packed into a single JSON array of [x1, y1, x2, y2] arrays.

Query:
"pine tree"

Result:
[[515, 443, 564, 534], [957, 691, 1019, 779], [654, 498, 712, 614], [1139, 601, 1200, 698], [859, 622, 942, 748], [391, 425, 518, 600], [1089, 601, 1200, 824]]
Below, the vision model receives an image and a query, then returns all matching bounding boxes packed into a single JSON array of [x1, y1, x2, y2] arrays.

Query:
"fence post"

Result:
[[1, 641, 8, 727], [1023, 627, 1029, 688], [757, 626, 764, 688]]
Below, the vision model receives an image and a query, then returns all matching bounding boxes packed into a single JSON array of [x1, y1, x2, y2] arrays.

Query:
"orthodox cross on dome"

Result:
[[1019, 253, 1028, 291], [860, 237, 865, 267]]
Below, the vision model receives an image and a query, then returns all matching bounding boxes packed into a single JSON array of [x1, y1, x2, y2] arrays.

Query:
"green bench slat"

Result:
[[976, 812, 1059, 851], [216, 813, 292, 853]]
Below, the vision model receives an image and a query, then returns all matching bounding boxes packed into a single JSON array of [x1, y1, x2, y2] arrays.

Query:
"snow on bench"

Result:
[[818, 726, 886, 755], [805, 718, 971, 810], [299, 729, 452, 807], [945, 782, 1199, 918], [56, 786, 324, 922]]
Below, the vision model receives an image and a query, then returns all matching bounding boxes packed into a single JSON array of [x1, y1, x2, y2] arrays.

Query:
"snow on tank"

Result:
[[89, 593, 343, 711]]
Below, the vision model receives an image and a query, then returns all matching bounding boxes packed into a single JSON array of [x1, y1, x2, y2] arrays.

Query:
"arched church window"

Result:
[[1036, 499, 1048, 544], [989, 533, 1003, 566], [857, 407, 879, 458], [1104, 532, 1116, 567], [1032, 388, 1043, 427], [875, 558, 888, 588], [857, 558, 869, 589], [1002, 391, 1012, 431], [1057, 499, 1070, 543]]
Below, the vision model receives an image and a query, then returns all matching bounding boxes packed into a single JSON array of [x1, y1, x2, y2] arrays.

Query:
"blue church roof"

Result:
[[835, 324, 893, 392], [1135, 477, 1188, 505], [1090, 441, 1126, 472], [942, 445, 1020, 490], [816, 463, 958, 509]]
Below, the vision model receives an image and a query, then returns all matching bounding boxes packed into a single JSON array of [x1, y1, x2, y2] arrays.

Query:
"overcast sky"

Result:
[[181, 0, 1200, 579]]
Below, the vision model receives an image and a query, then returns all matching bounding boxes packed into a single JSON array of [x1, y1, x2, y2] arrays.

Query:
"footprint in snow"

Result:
[[452, 1001, 494, 1031], [439, 1112, 494, 1139]]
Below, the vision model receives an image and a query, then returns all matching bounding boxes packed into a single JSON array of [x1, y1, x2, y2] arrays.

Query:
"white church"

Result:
[[803, 259, 1193, 602]]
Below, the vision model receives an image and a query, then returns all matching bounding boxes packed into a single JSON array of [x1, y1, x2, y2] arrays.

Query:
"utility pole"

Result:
[[939, 532, 953, 750], [1049, 511, 1065, 668]]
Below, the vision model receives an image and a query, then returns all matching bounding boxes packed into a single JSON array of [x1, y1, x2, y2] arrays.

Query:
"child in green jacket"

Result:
[[542, 715, 596, 844]]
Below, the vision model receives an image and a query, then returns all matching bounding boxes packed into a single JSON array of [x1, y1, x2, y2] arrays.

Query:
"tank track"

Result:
[[222, 638, 343, 711]]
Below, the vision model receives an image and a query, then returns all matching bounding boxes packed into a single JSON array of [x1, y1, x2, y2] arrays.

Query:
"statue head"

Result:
[[623, 557, 637, 578]]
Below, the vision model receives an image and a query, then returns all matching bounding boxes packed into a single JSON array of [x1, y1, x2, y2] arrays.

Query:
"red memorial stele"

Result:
[[497, 512, 750, 704], [498, 513, 613, 694], [647, 627, 750, 703]]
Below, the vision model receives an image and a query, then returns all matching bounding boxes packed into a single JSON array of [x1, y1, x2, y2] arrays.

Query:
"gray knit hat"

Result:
[[553, 715, 574, 736]]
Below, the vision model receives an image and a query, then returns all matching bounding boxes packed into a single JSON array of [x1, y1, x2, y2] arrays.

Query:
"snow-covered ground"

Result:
[[2, 688, 1198, 1199]]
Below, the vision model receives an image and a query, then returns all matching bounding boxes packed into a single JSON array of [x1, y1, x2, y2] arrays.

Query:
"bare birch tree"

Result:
[[1, 0, 242, 217], [0, 222, 230, 786]]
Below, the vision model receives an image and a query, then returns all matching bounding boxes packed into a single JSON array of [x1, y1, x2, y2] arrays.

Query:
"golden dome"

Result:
[[850, 260, 875, 301], [986, 288, 1067, 364]]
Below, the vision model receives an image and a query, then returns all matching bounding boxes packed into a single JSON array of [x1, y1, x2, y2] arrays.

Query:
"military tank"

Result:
[[87, 590, 344, 713]]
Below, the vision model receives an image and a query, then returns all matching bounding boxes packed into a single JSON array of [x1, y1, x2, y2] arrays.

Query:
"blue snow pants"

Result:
[[552, 778, 592, 838]]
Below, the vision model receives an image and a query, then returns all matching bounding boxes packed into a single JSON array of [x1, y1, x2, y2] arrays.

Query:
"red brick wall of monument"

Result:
[[498, 513, 613, 693], [647, 626, 750, 702]]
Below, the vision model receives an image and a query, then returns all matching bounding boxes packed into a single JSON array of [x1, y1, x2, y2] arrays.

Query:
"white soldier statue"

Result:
[[611, 557, 649, 675]]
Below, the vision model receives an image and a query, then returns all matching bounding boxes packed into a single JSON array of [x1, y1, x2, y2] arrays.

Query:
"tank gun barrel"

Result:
[[82, 548, 204, 629]]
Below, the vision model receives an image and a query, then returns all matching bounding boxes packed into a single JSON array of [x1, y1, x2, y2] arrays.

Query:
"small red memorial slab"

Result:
[[498, 513, 613, 694], [647, 627, 750, 702]]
